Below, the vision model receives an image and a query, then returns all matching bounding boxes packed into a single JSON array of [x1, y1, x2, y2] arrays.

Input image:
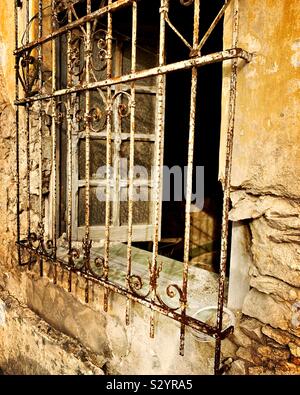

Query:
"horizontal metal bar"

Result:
[[78, 132, 156, 141], [14, 0, 134, 56], [78, 179, 153, 188], [17, 241, 233, 339], [15, 48, 252, 106]]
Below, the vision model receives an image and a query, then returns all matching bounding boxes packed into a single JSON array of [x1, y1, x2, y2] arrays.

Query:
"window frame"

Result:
[[14, 0, 252, 375]]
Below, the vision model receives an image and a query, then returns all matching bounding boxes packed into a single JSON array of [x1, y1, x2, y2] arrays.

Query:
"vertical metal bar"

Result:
[[52, 0, 58, 284], [125, 0, 137, 326], [149, 0, 167, 339], [66, 7, 73, 291], [25, 107, 31, 239], [84, 0, 92, 303], [38, 0, 44, 277], [214, 0, 239, 375], [25, 0, 31, 242], [180, 0, 200, 356], [103, 0, 114, 311], [111, 42, 122, 228], [85, 1, 91, 245], [15, 0, 21, 265]]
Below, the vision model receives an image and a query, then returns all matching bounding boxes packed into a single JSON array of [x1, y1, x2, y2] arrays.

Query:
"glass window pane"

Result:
[[79, 139, 112, 180], [120, 141, 154, 177], [122, 93, 156, 135], [78, 187, 112, 227], [120, 199, 151, 226]]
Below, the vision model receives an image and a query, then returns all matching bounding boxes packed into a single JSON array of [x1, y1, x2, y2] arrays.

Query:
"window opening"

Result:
[[14, 0, 251, 374]]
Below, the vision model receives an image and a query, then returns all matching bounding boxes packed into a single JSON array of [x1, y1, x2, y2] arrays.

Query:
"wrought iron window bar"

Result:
[[14, 0, 252, 375]]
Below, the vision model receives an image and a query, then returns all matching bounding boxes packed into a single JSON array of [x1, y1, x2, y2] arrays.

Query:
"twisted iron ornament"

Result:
[[128, 258, 184, 312], [90, 29, 108, 73], [27, 231, 56, 259], [18, 52, 39, 96], [180, 0, 194, 6]]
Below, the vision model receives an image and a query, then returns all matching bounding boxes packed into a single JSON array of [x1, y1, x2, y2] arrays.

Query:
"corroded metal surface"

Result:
[[15, 48, 251, 106], [125, 0, 137, 326], [15, 0, 250, 375], [214, 0, 240, 375], [180, 0, 200, 358]]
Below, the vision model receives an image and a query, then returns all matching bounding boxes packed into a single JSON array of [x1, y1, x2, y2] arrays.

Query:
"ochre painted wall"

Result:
[[221, 0, 300, 198], [0, 0, 19, 105]]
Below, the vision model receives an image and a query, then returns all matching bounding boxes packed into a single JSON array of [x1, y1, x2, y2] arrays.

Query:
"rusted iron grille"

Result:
[[14, 0, 251, 374]]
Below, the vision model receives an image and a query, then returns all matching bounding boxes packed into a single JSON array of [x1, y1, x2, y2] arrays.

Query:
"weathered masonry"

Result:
[[0, 0, 299, 375]]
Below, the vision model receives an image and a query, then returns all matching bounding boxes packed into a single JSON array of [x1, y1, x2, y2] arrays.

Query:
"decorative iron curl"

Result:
[[90, 29, 108, 73], [68, 247, 81, 267], [85, 255, 105, 279], [87, 104, 107, 132], [28, 232, 39, 249], [112, 91, 132, 119], [128, 274, 151, 299], [155, 283, 184, 312], [26, 231, 55, 259], [75, 108, 85, 123], [18, 53, 39, 96], [69, 33, 85, 78], [128, 258, 156, 299], [180, 0, 194, 6], [77, 236, 105, 279], [39, 239, 55, 258], [151, 260, 184, 312]]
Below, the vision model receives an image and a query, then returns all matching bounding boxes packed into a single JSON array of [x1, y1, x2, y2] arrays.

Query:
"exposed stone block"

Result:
[[242, 289, 293, 332], [230, 194, 300, 288], [239, 317, 264, 343], [221, 338, 238, 359], [262, 325, 296, 346], [227, 360, 247, 375], [289, 343, 300, 358], [275, 362, 300, 375], [250, 275, 300, 303], [230, 325, 252, 348], [236, 347, 258, 365], [257, 345, 290, 362], [248, 366, 275, 375], [0, 289, 105, 375]]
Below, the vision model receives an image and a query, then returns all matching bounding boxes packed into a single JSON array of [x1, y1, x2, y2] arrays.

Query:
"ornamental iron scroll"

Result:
[[14, 0, 251, 375], [18, 52, 39, 96]]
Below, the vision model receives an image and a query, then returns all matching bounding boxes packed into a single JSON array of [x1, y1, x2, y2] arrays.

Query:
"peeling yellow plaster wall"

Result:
[[0, 0, 17, 105], [0, 0, 51, 105], [220, 0, 300, 198]]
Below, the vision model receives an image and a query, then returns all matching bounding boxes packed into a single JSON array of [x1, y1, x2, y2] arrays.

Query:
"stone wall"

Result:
[[0, 53, 218, 372], [0, 0, 220, 375], [221, 0, 300, 375], [0, 0, 299, 376]]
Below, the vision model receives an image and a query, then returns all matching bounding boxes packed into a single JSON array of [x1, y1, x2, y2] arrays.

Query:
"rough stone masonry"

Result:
[[219, 0, 300, 375], [0, 0, 299, 375]]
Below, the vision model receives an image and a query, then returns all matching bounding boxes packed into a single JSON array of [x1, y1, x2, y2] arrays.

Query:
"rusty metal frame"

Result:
[[14, 0, 251, 375]]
